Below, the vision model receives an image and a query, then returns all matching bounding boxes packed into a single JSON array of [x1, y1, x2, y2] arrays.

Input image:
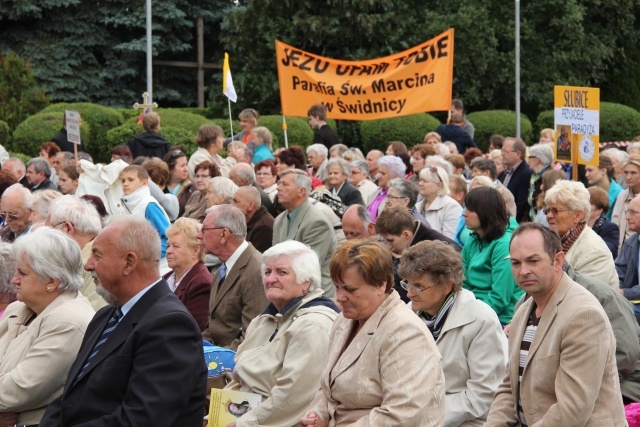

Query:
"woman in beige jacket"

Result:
[[401, 240, 508, 426], [0, 228, 94, 426], [301, 239, 445, 426], [224, 240, 339, 427]]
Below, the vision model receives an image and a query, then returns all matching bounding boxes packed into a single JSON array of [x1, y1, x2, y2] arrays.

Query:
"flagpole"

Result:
[[228, 98, 234, 142], [282, 115, 289, 148]]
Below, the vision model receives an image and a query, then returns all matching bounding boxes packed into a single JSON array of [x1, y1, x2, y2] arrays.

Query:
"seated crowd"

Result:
[[0, 102, 639, 426]]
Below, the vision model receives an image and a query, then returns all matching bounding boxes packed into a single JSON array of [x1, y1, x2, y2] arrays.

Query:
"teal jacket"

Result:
[[462, 217, 523, 324]]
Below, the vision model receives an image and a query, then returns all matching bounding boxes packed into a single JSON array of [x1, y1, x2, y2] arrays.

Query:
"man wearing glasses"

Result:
[[615, 195, 640, 323], [0, 183, 32, 243], [497, 137, 533, 222]]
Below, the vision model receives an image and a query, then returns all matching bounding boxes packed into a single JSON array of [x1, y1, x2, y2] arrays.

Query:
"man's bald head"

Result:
[[341, 204, 375, 241]]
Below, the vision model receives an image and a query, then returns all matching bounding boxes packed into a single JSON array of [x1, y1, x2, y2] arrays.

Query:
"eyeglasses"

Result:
[[501, 149, 517, 154], [400, 280, 436, 295], [387, 195, 408, 200], [201, 226, 226, 233], [542, 207, 569, 216], [627, 209, 640, 216], [0, 211, 22, 220]]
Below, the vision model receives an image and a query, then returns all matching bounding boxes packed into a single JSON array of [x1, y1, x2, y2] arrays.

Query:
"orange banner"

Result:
[[275, 29, 454, 121]]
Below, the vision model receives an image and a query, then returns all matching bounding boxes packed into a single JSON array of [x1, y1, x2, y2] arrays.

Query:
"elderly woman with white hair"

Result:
[[224, 240, 339, 427], [415, 166, 463, 240], [527, 143, 554, 220], [0, 227, 94, 426], [306, 143, 329, 183], [366, 155, 405, 222], [29, 189, 62, 230], [0, 243, 16, 319], [545, 180, 620, 290], [205, 176, 238, 208]]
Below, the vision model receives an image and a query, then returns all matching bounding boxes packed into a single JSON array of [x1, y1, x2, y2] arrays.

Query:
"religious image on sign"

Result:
[[555, 125, 572, 162]]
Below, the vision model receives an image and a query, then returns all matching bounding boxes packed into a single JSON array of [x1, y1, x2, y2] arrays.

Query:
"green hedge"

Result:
[[117, 108, 142, 121], [466, 110, 533, 151], [0, 120, 10, 148], [260, 116, 315, 149], [8, 151, 30, 164], [12, 112, 91, 156], [40, 103, 125, 162], [535, 102, 640, 143], [106, 109, 213, 156], [359, 113, 441, 153]]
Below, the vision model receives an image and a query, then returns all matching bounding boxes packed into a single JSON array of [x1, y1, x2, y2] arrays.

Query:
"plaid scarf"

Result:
[[561, 221, 586, 253], [418, 293, 456, 341]]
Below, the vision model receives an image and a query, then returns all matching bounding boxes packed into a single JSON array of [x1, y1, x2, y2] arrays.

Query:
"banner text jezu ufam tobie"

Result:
[[275, 29, 454, 121]]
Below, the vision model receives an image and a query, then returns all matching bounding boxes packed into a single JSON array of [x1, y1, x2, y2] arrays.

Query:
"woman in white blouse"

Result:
[[415, 166, 463, 240]]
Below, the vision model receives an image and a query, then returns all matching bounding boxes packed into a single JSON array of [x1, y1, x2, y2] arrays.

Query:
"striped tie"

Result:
[[77, 307, 123, 380]]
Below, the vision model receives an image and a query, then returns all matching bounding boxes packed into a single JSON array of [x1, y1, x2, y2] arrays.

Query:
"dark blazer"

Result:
[[616, 233, 640, 300], [336, 181, 365, 206], [31, 177, 58, 192], [246, 206, 274, 253], [163, 263, 212, 331], [201, 242, 268, 350], [593, 217, 620, 260], [51, 128, 86, 153], [498, 161, 533, 223], [39, 281, 207, 427]]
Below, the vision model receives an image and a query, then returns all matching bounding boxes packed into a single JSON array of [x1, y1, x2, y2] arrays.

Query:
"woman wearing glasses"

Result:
[[400, 240, 507, 427], [184, 161, 220, 223], [415, 166, 462, 240], [545, 180, 619, 290], [461, 187, 523, 325], [254, 160, 278, 203]]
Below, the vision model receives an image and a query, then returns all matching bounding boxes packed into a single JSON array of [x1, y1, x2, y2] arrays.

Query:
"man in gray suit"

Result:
[[198, 204, 268, 350], [273, 169, 337, 297]]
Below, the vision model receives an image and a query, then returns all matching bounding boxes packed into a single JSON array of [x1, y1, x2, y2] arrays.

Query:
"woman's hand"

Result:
[[503, 323, 511, 337], [300, 411, 323, 426]]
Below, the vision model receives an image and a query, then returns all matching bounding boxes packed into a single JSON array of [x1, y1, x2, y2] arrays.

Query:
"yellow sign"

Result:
[[275, 29, 454, 121], [553, 86, 600, 167]]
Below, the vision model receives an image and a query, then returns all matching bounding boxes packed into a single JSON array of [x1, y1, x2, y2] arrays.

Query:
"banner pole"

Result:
[[282, 115, 289, 149], [228, 98, 234, 141]]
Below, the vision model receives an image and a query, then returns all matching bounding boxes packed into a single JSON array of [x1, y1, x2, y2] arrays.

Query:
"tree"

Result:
[[219, 0, 640, 119], [0, 52, 49, 129], [0, 0, 232, 106]]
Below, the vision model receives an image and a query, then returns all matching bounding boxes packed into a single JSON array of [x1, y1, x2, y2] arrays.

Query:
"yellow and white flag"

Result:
[[223, 52, 237, 102]]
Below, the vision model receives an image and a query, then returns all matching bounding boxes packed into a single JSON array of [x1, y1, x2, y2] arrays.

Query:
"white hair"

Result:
[[420, 166, 450, 197], [434, 142, 451, 156], [279, 169, 311, 196], [424, 155, 454, 175], [207, 177, 239, 204], [306, 143, 328, 159], [31, 190, 63, 222], [377, 155, 405, 179], [529, 143, 554, 166], [3, 183, 33, 209], [49, 195, 102, 235], [207, 204, 247, 238], [262, 240, 321, 291], [602, 147, 630, 165], [544, 180, 591, 220], [0, 243, 17, 299], [327, 158, 350, 176], [12, 227, 84, 292]]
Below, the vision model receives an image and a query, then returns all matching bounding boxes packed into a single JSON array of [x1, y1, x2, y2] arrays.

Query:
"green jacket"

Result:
[[462, 217, 523, 324]]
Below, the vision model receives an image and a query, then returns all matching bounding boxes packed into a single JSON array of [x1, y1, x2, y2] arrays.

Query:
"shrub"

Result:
[[209, 119, 241, 138], [40, 103, 125, 162], [117, 108, 142, 121], [359, 114, 441, 153], [106, 109, 212, 156], [466, 110, 533, 151], [0, 53, 49, 130], [336, 120, 361, 149], [0, 120, 10, 148], [536, 102, 640, 144], [260, 116, 315, 149], [8, 151, 30, 164], [12, 112, 91, 157]]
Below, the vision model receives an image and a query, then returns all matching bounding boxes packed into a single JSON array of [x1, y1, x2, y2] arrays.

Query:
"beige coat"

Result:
[[309, 291, 445, 426], [565, 226, 619, 290], [187, 147, 237, 179], [0, 292, 94, 425], [485, 273, 627, 426], [225, 289, 338, 427], [416, 289, 507, 427], [416, 194, 463, 240]]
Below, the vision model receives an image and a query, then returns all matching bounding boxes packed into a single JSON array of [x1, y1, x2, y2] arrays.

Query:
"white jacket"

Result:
[[416, 195, 463, 240], [412, 289, 508, 427], [76, 159, 128, 217]]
